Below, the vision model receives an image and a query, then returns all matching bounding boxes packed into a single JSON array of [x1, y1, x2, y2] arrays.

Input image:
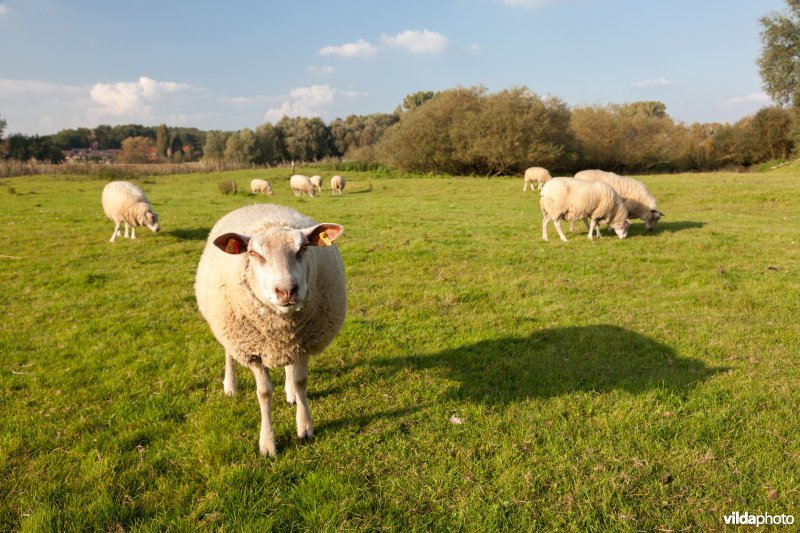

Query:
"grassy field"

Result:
[[1, 166, 799, 530]]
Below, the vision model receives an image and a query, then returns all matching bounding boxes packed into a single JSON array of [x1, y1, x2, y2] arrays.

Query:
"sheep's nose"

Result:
[[274, 285, 299, 305]]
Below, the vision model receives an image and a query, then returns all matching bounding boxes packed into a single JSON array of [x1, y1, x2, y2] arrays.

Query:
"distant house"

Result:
[[62, 147, 121, 163]]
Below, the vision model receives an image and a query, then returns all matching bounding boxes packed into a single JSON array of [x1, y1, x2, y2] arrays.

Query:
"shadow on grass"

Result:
[[166, 227, 211, 241], [369, 325, 724, 404], [650, 220, 705, 234]]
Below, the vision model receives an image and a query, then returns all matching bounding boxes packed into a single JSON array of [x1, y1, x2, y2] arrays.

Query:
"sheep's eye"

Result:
[[296, 243, 308, 259], [249, 250, 264, 262]]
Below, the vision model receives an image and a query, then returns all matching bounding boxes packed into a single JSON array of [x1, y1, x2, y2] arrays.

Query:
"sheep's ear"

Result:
[[655, 210, 665, 218], [305, 224, 343, 247], [213, 232, 250, 255]]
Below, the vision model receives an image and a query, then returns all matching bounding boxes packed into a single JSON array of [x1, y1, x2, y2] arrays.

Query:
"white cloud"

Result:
[[0, 4, 10, 15], [380, 29, 449, 54], [722, 92, 771, 107], [307, 65, 335, 75], [264, 84, 367, 123], [89, 76, 194, 116], [631, 76, 673, 88], [319, 38, 378, 59], [501, 0, 559, 9]]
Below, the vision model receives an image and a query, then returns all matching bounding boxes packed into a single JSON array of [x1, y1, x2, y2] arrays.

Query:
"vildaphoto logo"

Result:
[[723, 511, 795, 526]]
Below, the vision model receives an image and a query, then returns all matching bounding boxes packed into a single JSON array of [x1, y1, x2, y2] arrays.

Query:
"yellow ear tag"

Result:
[[225, 238, 239, 254], [318, 231, 332, 246]]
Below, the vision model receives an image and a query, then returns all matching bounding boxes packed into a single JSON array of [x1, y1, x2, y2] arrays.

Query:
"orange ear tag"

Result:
[[318, 231, 332, 246], [225, 238, 239, 254]]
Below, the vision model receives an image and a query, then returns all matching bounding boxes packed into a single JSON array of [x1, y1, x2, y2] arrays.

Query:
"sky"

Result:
[[0, 0, 787, 136]]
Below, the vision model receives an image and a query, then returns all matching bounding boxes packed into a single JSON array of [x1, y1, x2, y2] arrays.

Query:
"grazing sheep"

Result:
[[250, 178, 273, 195], [523, 167, 552, 191], [195, 204, 346, 457], [330, 175, 345, 195], [290, 174, 316, 197], [540, 177, 629, 241], [574, 170, 664, 231], [309, 175, 323, 194], [101, 181, 160, 243]]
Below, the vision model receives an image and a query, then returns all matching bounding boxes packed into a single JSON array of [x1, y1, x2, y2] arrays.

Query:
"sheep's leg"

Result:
[[537, 182, 543, 190], [554, 217, 568, 242], [123, 223, 130, 239], [284, 364, 296, 404], [569, 219, 575, 232], [249, 362, 277, 457], [588, 219, 601, 239], [130, 226, 136, 240], [223, 351, 237, 396], [541, 214, 550, 241], [289, 356, 313, 439], [110, 222, 121, 242]]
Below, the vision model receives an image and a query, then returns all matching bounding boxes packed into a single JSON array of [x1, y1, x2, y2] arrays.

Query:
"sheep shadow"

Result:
[[368, 325, 723, 404], [650, 220, 705, 235], [166, 227, 211, 241]]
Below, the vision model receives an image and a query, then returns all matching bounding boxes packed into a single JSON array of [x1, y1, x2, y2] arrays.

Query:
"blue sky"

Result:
[[0, 0, 786, 135]]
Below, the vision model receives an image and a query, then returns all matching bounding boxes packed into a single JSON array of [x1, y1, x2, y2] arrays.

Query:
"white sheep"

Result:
[[195, 204, 346, 457], [101, 181, 160, 243], [330, 175, 345, 195], [540, 177, 629, 241], [250, 178, 273, 195], [523, 167, 552, 191], [309, 175, 323, 194], [290, 174, 316, 197], [574, 170, 664, 231]]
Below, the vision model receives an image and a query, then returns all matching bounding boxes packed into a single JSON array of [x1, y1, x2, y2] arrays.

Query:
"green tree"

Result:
[[203, 131, 228, 161], [758, 0, 800, 108], [156, 124, 170, 158], [402, 91, 437, 111], [224, 128, 257, 163], [254, 123, 282, 165]]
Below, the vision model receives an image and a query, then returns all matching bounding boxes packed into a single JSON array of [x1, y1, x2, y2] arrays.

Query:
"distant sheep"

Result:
[[250, 178, 273, 195], [540, 177, 629, 241], [523, 167, 552, 191], [290, 174, 316, 197], [195, 204, 346, 457], [309, 175, 323, 194], [101, 181, 160, 243], [574, 170, 664, 230], [330, 175, 345, 195]]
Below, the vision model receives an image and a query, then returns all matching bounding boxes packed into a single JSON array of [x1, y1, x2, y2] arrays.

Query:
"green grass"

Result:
[[1, 166, 799, 530]]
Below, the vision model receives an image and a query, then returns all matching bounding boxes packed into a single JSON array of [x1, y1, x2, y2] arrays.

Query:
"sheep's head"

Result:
[[145, 211, 160, 233], [611, 219, 631, 239], [644, 209, 664, 231], [213, 223, 343, 314]]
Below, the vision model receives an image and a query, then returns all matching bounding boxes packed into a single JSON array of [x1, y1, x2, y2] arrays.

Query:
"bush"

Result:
[[218, 180, 238, 195]]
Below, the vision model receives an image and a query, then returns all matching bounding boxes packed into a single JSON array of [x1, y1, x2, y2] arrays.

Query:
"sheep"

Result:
[[101, 181, 160, 243], [290, 174, 316, 197], [523, 167, 552, 191], [250, 178, 273, 195], [540, 177, 630, 241], [574, 170, 664, 231], [194, 204, 346, 457], [309, 175, 323, 194], [330, 175, 345, 195]]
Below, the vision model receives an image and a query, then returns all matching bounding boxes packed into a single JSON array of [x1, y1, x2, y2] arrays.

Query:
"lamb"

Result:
[[195, 204, 346, 457], [330, 175, 345, 195], [250, 178, 273, 195], [101, 181, 160, 243], [540, 177, 630, 241], [309, 175, 323, 194], [290, 174, 316, 197], [574, 170, 664, 230], [523, 167, 552, 191]]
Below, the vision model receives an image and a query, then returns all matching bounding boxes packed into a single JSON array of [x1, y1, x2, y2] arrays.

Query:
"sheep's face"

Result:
[[145, 211, 160, 233], [214, 223, 343, 314], [644, 210, 664, 231], [611, 219, 630, 239]]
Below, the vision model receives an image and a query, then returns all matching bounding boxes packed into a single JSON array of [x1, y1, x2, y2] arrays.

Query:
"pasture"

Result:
[[1, 167, 799, 530]]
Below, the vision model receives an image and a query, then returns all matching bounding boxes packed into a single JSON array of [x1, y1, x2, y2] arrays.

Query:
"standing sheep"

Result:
[[101, 181, 160, 243], [195, 204, 346, 457], [309, 175, 323, 194], [290, 174, 316, 197], [330, 175, 345, 195], [250, 178, 273, 195], [540, 177, 629, 241], [523, 167, 552, 191], [574, 170, 664, 230]]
